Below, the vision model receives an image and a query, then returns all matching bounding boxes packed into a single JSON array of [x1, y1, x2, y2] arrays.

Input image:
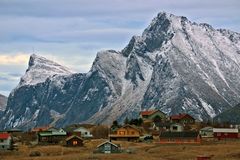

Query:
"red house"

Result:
[[170, 113, 195, 124], [213, 128, 239, 140]]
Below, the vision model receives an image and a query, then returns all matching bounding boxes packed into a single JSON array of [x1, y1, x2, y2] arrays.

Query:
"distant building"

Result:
[[0, 133, 12, 150], [159, 131, 201, 144], [65, 135, 83, 147], [73, 127, 93, 138], [140, 109, 167, 121], [199, 127, 214, 138], [96, 141, 120, 153], [213, 128, 239, 140], [109, 125, 141, 141], [170, 113, 195, 124], [31, 126, 50, 133], [38, 128, 67, 144]]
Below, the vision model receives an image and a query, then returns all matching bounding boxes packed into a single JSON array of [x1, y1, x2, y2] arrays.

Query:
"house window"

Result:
[[0, 139, 3, 142], [131, 131, 135, 135], [173, 126, 178, 130], [73, 140, 78, 145], [119, 131, 125, 135], [85, 132, 88, 135], [2, 146, 4, 148]]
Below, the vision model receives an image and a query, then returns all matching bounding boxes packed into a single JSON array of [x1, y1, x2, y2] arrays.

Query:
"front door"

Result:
[[104, 144, 111, 153]]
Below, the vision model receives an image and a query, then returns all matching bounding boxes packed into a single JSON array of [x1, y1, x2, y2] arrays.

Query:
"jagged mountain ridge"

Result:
[[1, 12, 240, 129]]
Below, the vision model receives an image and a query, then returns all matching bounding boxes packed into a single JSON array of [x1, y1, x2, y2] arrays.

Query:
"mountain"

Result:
[[214, 103, 240, 124], [1, 12, 240, 129], [0, 94, 7, 117], [0, 94, 7, 111]]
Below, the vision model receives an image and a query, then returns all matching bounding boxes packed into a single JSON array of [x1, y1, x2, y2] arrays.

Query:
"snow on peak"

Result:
[[18, 54, 72, 87]]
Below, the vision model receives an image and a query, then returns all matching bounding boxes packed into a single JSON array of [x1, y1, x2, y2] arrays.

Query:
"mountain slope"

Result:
[[1, 12, 240, 129], [214, 103, 240, 124], [0, 94, 7, 111], [0, 94, 7, 117]]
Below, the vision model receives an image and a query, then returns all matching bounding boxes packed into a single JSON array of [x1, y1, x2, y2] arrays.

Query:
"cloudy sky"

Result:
[[0, 0, 239, 96]]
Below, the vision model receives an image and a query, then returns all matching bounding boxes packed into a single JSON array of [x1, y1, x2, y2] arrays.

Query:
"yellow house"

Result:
[[109, 125, 140, 141]]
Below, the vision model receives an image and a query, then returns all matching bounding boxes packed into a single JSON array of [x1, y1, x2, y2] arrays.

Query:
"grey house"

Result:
[[96, 141, 120, 154], [0, 133, 12, 150]]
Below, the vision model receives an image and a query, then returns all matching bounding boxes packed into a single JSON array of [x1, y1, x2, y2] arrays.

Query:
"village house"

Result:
[[170, 123, 184, 132], [65, 135, 83, 147], [109, 125, 141, 141], [213, 128, 239, 140], [0, 133, 12, 150], [170, 113, 195, 124], [159, 131, 201, 144], [199, 127, 214, 138], [140, 109, 167, 122], [73, 127, 93, 138], [31, 126, 50, 133], [153, 122, 184, 132], [95, 141, 120, 154], [38, 128, 67, 144]]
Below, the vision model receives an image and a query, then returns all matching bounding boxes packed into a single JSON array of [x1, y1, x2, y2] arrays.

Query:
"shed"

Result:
[[96, 141, 120, 153], [65, 135, 83, 147], [213, 128, 239, 140]]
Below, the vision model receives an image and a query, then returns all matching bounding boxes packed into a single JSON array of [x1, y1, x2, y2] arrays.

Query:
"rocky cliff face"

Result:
[[0, 94, 7, 116], [1, 12, 240, 129]]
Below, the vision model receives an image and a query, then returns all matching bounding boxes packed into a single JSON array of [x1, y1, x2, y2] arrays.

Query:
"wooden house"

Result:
[[109, 125, 140, 141], [38, 128, 67, 144], [140, 109, 167, 122], [96, 141, 120, 153], [65, 135, 83, 147], [159, 131, 201, 144], [0, 133, 12, 150], [170, 113, 195, 124], [213, 128, 239, 140], [199, 127, 213, 138]]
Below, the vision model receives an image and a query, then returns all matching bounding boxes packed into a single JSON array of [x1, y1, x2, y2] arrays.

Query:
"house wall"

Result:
[[98, 143, 119, 153], [38, 135, 66, 144], [170, 124, 183, 132], [66, 137, 83, 147], [116, 127, 140, 136], [214, 132, 239, 140], [159, 137, 201, 144], [0, 137, 12, 150]]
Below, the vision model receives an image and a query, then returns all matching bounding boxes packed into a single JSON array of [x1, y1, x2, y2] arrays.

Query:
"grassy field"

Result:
[[1, 139, 240, 160]]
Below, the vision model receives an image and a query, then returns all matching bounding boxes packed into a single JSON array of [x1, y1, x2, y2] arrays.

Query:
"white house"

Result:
[[73, 127, 93, 138], [0, 133, 12, 150], [170, 123, 184, 132]]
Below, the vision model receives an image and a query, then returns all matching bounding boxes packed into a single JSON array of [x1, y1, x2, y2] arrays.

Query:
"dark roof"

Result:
[[65, 135, 83, 141], [160, 131, 199, 138], [170, 113, 195, 120]]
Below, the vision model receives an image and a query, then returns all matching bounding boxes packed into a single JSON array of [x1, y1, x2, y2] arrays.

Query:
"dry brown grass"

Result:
[[1, 140, 240, 160]]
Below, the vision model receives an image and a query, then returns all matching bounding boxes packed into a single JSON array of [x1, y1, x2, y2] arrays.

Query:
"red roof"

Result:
[[140, 110, 158, 116], [170, 113, 194, 120], [0, 133, 11, 139]]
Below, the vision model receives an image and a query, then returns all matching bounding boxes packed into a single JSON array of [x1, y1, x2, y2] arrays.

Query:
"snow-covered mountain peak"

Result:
[[18, 54, 72, 87]]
